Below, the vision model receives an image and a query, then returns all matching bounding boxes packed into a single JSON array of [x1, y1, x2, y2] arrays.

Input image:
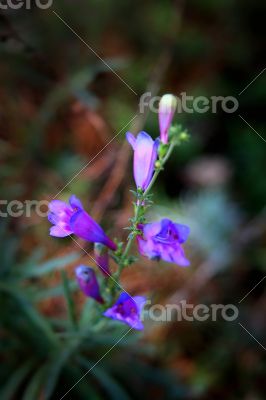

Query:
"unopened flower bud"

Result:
[[159, 94, 177, 144], [94, 243, 110, 277], [179, 131, 189, 141], [75, 265, 103, 303]]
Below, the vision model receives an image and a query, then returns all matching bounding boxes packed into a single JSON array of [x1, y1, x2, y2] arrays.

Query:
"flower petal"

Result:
[[134, 131, 157, 190], [70, 210, 117, 250], [143, 221, 162, 238], [171, 245, 190, 267], [126, 131, 136, 150], [137, 219, 190, 267], [103, 292, 145, 330], [69, 195, 84, 211], [50, 225, 71, 237], [133, 296, 147, 313], [174, 223, 190, 243], [137, 236, 160, 259], [48, 200, 70, 213]]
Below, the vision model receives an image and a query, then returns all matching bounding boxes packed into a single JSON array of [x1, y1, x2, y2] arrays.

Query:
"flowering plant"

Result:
[[48, 94, 190, 331]]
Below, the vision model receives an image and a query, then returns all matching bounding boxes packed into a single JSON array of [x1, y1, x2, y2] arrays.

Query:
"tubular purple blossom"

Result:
[[126, 131, 159, 190], [75, 265, 103, 303], [103, 292, 146, 330], [158, 94, 177, 144], [48, 195, 117, 250], [137, 218, 190, 267]]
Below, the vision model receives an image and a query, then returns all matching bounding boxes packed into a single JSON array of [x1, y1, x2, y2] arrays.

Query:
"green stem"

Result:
[[118, 141, 176, 274], [145, 141, 175, 196], [61, 271, 78, 331]]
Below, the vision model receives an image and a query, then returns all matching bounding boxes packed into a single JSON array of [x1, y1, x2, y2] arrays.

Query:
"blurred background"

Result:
[[0, 0, 266, 399]]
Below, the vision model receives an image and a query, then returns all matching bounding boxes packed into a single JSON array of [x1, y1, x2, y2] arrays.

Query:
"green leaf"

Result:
[[80, 298, 98, 328], [0, 283, 58, 346], [61, 270, 78, 330], [18, 252, 80, 278], [63, 364, 102, 400], [0, 361, 34, 400], [22, 365, 48, 400], [78, 357, 131, 400], [20, 247, 45, 268], [44, 347, 75, 400], [31, 280, 78, 302]]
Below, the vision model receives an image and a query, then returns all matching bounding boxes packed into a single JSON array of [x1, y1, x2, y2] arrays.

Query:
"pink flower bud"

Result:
[[158, 94, 177, 144]]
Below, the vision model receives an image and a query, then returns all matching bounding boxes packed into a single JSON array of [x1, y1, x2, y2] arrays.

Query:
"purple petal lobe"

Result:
[[137, 219, 190, 267], [103, 292, 146, 330], [143, 221, 162, 238], [50, 226, 71, 237], [48, 200, 70, 213], [48, 198, 76, 237], [69, 195, 84, 211], [174, 223, 190, 243], [126, 131, 136, 150]]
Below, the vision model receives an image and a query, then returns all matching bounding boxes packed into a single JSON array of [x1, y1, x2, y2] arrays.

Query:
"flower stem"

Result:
[[144, 141, 175, 196], [118, 141, 176, 274]]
